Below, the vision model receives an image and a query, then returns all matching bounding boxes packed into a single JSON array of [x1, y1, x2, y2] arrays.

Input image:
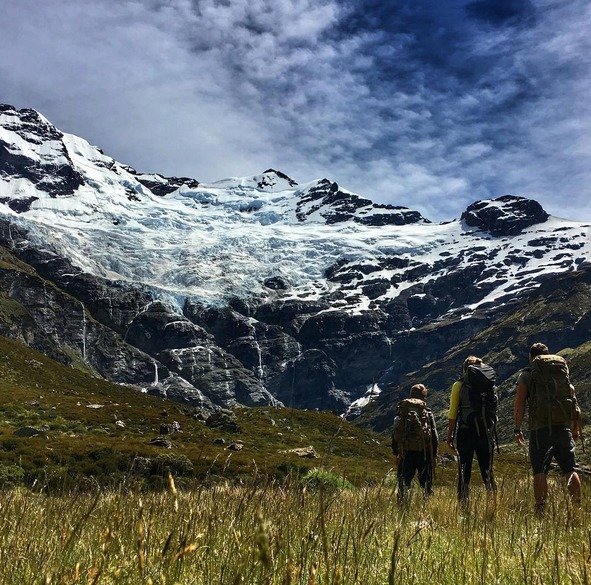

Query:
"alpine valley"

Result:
[[1, 103, 590, 430]]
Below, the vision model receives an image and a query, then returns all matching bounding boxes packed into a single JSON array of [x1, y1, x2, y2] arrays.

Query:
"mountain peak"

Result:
[[262, 169, 298, 187], [207, 170, 298, 192], [461, 195, 549, 236], [295, 179, 430, 226]]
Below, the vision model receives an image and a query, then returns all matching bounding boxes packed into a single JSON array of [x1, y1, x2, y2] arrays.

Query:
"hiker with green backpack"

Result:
[[391, 384, 438, 501], [514, 343, 582, 512], [447, 356, 498, 502]]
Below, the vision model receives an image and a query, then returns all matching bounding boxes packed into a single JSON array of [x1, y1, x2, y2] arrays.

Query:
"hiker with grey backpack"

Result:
[[447, 356, 498, 503], [391, 384, 438, 502], [514, 343, 582, 513]]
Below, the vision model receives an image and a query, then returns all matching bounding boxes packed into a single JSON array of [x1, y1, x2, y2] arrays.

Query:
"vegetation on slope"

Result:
[[0, 335, 393, 489]]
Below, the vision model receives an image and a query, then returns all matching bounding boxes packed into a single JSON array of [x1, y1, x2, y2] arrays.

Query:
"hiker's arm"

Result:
[[572, 388, 581, 440], [429, 411, 439, 459], [447, 418, 456, 450], [447, 381, 461, 449], [514, 381, 527, 445], [391, 438, 401, 466]]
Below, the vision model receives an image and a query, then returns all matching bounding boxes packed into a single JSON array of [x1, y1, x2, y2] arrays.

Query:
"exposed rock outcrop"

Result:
[[461, 195, 549, 236]]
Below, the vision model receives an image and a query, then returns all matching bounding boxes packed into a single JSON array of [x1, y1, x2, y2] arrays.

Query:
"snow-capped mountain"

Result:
[[1, 103, 590, 413]]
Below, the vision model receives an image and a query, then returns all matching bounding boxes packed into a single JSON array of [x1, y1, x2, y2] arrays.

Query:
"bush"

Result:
[[300, 468, 354, 491], [0, 464, 25, 487], [152, 453, 194, 476]]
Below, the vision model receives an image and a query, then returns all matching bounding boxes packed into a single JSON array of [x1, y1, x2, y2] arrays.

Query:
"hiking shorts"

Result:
[[529, 426, 576, 475]]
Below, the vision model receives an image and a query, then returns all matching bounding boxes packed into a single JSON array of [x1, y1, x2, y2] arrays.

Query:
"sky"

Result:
[[1, 0, 590, 221]]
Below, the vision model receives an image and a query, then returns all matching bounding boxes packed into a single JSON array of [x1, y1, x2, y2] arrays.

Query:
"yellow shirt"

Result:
[[448, 381, 462, 420]]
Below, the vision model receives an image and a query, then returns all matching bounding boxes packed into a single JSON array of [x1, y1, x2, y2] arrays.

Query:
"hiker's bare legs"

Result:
[[566, 471, 581, 504], [533, 473, 548, 510]]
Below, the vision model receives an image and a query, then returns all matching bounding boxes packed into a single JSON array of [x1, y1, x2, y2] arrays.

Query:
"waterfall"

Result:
[[153, 360, 159, 386], [254, 338, 264, 380], [81, 302, 87, 362]]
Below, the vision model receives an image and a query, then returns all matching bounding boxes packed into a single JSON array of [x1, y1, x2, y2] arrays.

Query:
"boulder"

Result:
[[14, 426, 46, 437], [205, 409, 241, 433], [226, 442, 244, 451], [283, 446, 318, 458], [148, 437, 173, 448]]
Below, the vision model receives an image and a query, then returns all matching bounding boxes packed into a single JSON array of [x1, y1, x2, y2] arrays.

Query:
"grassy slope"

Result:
[[0, 334, 394, 487]]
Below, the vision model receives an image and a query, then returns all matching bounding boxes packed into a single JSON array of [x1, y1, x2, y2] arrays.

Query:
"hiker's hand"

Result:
[[572, 425, 580, 441], [515, 430, 525, 445], [446, 436, 455, 451]]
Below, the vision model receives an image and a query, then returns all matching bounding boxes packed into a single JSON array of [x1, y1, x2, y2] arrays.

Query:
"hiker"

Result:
[[447, 356, 497, 502], [514, 343, 582, 512], [391, 383, 438, 501]]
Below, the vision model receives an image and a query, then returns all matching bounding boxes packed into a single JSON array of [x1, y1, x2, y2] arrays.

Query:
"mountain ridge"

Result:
[[1, 102, 590, 416]]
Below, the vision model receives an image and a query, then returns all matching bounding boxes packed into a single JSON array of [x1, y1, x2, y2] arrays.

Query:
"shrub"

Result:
[[0, 464, 25, 487], [300, 467, 354, 491], [152, 453, 194, 477]]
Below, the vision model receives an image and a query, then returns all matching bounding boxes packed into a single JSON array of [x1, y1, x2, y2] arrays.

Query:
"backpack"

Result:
[[529, 354, 576, 429], [459, 362, 498, 429], [392, 398, 432, 454]]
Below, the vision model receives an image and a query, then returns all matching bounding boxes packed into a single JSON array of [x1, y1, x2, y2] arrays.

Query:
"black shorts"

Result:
[[529, 426, 576, 475]]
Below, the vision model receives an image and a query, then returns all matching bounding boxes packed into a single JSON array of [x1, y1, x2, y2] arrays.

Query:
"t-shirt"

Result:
[[517, 368, 531, 391]]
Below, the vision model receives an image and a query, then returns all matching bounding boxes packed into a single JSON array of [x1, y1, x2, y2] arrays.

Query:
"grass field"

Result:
[[0, 469, 588, 585], [1, 326, 590, 583]]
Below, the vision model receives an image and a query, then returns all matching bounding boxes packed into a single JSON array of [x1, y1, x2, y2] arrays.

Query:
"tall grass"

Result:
[[0, 475, 587, 584]]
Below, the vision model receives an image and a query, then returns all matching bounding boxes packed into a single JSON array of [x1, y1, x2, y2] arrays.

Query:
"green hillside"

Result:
[[0, 334, 396, 489], [360, 269, 591, 439]]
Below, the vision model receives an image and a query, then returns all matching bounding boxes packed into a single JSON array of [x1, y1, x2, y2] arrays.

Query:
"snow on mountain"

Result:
[[2, 103, 588, 317], [1, 103, 591, 413]]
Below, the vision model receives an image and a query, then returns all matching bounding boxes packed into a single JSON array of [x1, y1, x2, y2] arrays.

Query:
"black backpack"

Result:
[[458, 362, 498, 429]]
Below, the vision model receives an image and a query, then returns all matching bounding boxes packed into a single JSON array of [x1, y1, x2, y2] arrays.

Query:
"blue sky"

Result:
[[1, 0, 590, 221]]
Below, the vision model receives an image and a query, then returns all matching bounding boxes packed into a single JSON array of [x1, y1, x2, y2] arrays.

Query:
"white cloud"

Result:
[[0, 0, 590, 221]]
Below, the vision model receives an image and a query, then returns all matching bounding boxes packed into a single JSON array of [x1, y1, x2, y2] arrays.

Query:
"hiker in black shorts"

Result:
[[514, 343, 582, 512]]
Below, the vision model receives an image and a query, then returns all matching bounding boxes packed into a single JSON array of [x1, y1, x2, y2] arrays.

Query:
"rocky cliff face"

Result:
[[1, 103, 590, 416]]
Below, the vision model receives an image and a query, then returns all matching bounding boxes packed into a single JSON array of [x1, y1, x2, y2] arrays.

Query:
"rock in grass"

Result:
[[226, 442, 243, 451], [148, 437, 172, 448], [282, 446, 318, 458], [14, 426, 46, 437], [206, 409, 241, 433]]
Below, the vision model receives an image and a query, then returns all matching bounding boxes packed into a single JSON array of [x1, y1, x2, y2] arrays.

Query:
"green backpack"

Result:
[[393, 398, 432, 454], [529, 354, 575, 429]]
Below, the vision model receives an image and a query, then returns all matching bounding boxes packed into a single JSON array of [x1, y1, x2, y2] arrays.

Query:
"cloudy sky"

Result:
[[1, 0, 590, 220]]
